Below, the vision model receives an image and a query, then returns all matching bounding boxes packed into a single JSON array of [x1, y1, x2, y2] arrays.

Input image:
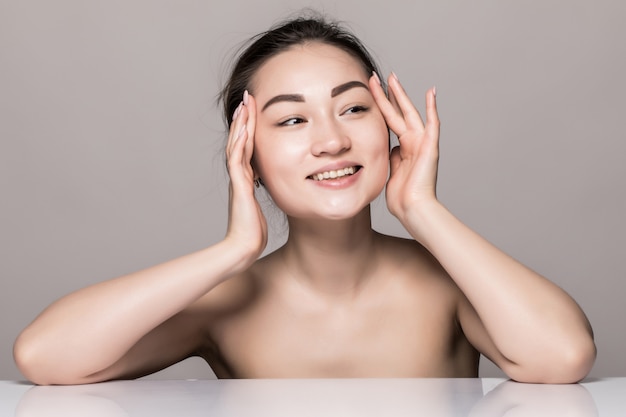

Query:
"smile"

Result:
[[308, 166, 361, 181]]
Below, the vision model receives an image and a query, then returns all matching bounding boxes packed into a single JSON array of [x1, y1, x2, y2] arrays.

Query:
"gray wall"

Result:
[[1, 0, 624, 380]]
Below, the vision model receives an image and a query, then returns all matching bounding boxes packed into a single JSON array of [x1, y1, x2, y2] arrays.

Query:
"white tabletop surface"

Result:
[[1, 377, 624, 416]]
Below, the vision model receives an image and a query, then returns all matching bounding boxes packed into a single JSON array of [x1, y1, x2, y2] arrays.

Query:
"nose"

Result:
[[310, 118, 351, 156]]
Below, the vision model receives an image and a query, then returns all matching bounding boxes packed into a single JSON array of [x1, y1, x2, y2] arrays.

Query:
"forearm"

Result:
[[402, 200, 595, 378], [14, 239, 251, 382]]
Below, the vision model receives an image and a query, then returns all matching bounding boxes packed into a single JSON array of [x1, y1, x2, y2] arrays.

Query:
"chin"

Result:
[[317, 209, 364, 221], [307, 198, 376, 221], [274, 183, 385, 221]]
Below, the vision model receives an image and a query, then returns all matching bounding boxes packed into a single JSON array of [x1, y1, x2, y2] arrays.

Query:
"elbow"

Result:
[[14, 331, 117, 386], [558, 337, 597, 383], [13, 331, 73, 386], [13, 332, 49, 385], [508, 336, 597, 384]]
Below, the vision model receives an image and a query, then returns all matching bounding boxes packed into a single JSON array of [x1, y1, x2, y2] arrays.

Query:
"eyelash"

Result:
[[279, 117, 305, 126], [277, 106, 369, 126], [344, 105, 368, 115]]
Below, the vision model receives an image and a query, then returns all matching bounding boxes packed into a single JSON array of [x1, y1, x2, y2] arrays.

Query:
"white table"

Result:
[[1, 378, 625, 416]]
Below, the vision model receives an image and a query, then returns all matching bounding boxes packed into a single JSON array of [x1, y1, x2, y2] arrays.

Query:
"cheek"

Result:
[[250, 128, 276, 177], [370, 117, 391, 157], [251, 131, 302, 181], [353, 127, 390, 196], [371, 121, 391, 181], [251, 146, 273, 180], [369, 110, 390, 148]]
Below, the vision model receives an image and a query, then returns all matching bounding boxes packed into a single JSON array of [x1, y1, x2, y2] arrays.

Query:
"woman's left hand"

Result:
[[369, 72, 440, 226]]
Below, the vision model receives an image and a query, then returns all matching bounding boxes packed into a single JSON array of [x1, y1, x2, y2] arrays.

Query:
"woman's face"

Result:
[[251, 42, 389, 220]]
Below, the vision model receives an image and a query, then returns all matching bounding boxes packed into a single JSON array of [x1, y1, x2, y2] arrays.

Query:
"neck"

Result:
[[280, 206, 379, 297]]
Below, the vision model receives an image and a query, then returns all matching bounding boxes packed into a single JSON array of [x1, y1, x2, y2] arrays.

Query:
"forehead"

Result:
[[251, 42, 368, 97]]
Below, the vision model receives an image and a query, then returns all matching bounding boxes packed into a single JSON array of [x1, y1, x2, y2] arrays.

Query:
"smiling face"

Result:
[[251, 42, 389, 220]]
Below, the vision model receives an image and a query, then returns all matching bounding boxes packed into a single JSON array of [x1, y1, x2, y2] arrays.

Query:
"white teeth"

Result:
[[311, 166, 357, 181]]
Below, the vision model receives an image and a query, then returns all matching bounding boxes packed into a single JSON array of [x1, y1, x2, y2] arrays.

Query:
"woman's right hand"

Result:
[[224, 91, 268, 270], [13, 92, 270, 385], [13, 91, 269, 385]]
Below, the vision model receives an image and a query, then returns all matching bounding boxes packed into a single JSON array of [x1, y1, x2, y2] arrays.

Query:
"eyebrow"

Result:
[[261, 80, 369, 112], [330, 81, 369, 97], [261, 94, 304, 112]]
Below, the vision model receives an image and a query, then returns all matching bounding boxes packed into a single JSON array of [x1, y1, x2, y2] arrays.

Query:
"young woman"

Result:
[[14, 15, 595, 385]]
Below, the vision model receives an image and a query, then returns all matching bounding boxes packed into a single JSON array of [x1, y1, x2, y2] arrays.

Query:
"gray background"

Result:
[[1, 0, 624, 381]]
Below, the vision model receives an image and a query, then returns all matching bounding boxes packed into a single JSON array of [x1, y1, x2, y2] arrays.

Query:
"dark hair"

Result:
[[218, 13, 383, 129]]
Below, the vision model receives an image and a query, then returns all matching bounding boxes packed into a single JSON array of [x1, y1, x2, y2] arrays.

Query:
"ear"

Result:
[[253, 176, 264, 188]]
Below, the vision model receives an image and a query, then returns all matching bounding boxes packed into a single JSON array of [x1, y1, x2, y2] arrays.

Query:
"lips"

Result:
[[307, 165, 361, 181]]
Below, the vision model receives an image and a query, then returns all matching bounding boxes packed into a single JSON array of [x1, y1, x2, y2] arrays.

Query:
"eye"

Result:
[[343, 105, 368, 115], [278, 117, 306, 126]]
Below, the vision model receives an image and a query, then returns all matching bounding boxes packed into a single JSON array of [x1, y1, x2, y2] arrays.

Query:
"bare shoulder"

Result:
[[373, 232, 473, 337], [369, 233, 479, 376], [374, 232, 459, 291], [193, 254, 273, 321], [189, 252, 279, 373]]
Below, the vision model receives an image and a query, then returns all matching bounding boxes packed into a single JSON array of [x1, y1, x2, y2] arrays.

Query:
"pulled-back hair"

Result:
[[218, 13, 383, 129]]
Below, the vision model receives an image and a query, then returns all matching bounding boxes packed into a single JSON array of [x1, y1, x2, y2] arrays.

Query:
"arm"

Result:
[[14, 93, 266, 385], [369, 72, 595, 383]]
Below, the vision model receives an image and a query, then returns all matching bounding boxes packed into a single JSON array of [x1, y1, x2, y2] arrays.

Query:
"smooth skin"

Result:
[[13, 43, 595, 385]]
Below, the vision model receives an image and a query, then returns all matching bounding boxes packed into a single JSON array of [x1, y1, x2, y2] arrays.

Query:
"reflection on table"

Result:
[[11, 377, 620, 417]]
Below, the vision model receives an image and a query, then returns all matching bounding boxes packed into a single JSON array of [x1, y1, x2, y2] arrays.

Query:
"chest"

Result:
[[206, 281, 468, 378]]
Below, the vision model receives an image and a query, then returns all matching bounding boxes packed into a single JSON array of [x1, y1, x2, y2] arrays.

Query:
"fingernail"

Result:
[[243, 90, 249, 106], [237, 124, 247, 138], [433, 86, 437, 97], [372, 71, 382, 85], [391, 71, 399, 82]]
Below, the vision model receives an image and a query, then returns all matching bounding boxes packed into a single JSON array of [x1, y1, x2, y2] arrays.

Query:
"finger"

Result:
[[425, 87, 439, 126], [388, 86, 401, 116], [229, 93, 259, 190], [229, 122, 248, 179], [227, 101, 250, 176], [424, 87, 441, 145], [368, 72, 388, 108], [388, 72, 425, 132], [243, 91, 257, 164], [226, 100, 245, 159], [369, 73, 407, 135]]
